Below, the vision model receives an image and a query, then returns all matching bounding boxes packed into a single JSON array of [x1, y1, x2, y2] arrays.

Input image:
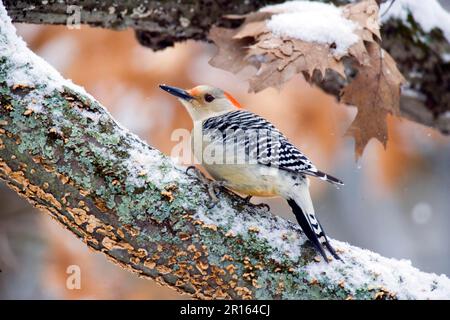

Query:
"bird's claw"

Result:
[[239, 194, 270, 212], [255, 202, 270, 212], [207, 180, 227, 205], [186, 166, 227, 207], [205, 181, 228, 209], [185, 165, 196, 175], [186, 165, 208, 182]]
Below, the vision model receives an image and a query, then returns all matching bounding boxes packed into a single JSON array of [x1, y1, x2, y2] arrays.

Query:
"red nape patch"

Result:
[[224, 91, 242, 109]]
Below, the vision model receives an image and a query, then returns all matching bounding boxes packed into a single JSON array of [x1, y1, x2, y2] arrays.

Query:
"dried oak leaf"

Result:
[[208, 27, 253, 74], [209, 0, 406, 159], [341, 42, 406, 158], [209, 0, 380, 93]]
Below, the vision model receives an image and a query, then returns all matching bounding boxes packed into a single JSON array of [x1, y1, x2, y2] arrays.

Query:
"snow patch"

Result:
[[125, 143, 187, 188], [195, 202, 307, 261], [263, 1, 359, 57], [27, 101, 44, 113], [79, 109, 103, 124], [127, 147, 163, 187], [381, 0, 450, 43], [306, 240, 450, 299], [0, 3, 92, 98]]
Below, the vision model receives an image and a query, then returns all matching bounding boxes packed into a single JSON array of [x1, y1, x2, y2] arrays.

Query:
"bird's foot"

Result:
[[186, 166, 208, 183], [239, 195, 270, 212], [254, 202, 270, 212], [206, 180, 227, 206], [186, 166, 227, 207]]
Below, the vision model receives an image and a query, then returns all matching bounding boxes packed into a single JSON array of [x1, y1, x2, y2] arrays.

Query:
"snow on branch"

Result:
[[1, 1, 450, 299], [381, 0, 450, 43]]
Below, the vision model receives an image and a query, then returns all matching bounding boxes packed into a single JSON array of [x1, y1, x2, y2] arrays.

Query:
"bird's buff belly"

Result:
[[202, 163, 282, 197]]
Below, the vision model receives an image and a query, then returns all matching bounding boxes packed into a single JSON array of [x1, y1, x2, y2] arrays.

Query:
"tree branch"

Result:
[[4, 0, 284, 49], [4, 0, 450, 134], [1, 2, 450, 299]]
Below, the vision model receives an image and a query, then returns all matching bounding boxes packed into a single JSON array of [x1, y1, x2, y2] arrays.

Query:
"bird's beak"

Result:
[[159, 84, 194, 101]]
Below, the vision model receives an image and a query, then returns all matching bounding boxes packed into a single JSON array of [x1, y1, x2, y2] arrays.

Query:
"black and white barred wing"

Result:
[[273, 140, 343, 185], [202, 110, 343, 185], [203, 110, 280, 165]]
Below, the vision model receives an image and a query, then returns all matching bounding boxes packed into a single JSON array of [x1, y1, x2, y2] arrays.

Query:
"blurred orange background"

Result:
[[0, 23, 449, 299]]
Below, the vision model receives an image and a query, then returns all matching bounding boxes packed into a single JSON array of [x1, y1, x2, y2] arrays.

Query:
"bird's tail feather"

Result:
[[317, 221, 341, 260], [287, 199, 340, 261], [306, 170, 344, 186]]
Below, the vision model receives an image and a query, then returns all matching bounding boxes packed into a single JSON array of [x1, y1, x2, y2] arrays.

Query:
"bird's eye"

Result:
[[204, 94, 215, 103]]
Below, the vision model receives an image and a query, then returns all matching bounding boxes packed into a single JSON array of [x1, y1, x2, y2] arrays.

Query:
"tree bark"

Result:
[[4, 0, 450, 135], [1, 2, 450, 300]]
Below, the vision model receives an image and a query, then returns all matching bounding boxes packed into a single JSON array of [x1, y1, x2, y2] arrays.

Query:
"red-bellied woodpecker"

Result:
[[160, 84, 344, 261]]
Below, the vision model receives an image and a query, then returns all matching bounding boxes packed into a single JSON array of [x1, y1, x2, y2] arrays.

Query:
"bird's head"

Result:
[[159, 84, 242, 121]]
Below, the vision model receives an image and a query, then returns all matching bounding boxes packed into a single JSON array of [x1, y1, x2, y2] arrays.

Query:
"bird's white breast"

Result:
[[191, 122, 301, 197]]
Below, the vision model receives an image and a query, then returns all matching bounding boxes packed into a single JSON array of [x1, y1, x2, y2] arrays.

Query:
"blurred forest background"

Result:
[[1, 2, 450, 299]]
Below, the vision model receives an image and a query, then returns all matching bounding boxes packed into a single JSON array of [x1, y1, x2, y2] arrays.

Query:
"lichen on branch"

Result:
[[1, 1, 450, 300]]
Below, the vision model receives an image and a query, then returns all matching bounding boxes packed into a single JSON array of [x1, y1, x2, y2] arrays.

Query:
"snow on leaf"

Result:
[[209, 0, 406, 159], [341, 42, 406, 158], [209, 0, 381, 93], [264, 2, 358, 58]]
